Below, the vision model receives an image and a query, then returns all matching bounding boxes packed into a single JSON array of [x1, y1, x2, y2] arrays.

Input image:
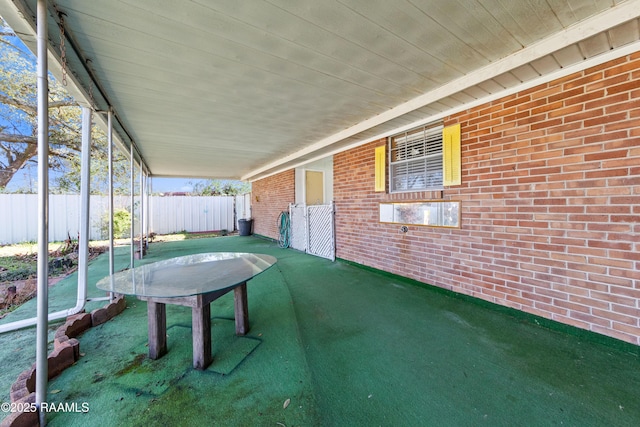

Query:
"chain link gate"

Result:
[[288, 203, 335, 261]]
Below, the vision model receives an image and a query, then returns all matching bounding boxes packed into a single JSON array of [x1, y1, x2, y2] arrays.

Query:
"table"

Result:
[[96, 252, 277, 370]]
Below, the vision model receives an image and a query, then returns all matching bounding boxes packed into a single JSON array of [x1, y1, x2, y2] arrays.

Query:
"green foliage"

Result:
[[0, 266, 35, 281], [113, 208, 132, 238], [100, 208, 131, 239]]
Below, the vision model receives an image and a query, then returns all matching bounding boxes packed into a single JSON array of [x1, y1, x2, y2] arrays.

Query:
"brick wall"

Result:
[[252, 170, 295, 240], [334, 52, 640, 345]]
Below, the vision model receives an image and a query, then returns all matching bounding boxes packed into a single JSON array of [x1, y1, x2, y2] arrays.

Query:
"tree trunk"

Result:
[[0, 142, 37, 188]]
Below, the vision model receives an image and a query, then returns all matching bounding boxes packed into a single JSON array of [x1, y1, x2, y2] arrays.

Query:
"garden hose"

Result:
[[277, 211, 290, 249]]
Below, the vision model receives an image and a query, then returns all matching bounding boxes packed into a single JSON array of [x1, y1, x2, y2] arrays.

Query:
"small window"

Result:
[[305, 170, 324, 205], [379, 200, 461, 228], [389, 123, 444, 193]]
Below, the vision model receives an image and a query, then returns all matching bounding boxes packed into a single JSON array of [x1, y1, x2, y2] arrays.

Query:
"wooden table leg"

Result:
[[234, 282, 249, 335], [148, 301, 167, 360], [192, 304, 212, 370]]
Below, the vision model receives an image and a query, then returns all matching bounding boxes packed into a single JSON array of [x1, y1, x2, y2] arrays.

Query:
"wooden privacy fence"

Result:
[[0, 194, 248, 244]]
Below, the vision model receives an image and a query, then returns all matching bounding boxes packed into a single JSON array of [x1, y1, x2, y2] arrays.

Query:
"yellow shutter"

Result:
[[375, 145, 386, 192], [442, 124, 461, 186]]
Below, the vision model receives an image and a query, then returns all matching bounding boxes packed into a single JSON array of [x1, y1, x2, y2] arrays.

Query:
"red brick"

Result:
[[604, 58, 640, 77], [106, 294, 127, 318], [90, 307, 110, 326], [47, 342, 76, 379], [9, 385, 30, 403], [256, 54, 640, 347], [63, 312, 92, 338], [585, 92, 629, 110], [251, 170, 295, 240], [585, 112, 627, 128], [584, 149, 629, 162], [585, 72, 631, 91], [607, 80, 639, 95], [584, 130, 628, 144]]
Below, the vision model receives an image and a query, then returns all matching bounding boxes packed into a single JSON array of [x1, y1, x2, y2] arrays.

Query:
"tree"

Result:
[[53, 125, 133, 195], [190, 179, 251, 196], [0, 19, 131, 194], [1, 21, 75, 188]]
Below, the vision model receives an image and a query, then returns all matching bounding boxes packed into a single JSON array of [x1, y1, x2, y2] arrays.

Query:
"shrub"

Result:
[[100, 208, 131, 239]]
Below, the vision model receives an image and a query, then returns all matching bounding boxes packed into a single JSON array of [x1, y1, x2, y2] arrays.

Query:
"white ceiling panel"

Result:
[[1, 0, 639, 181], [529, 55, 562, 76], [609, 18, 640, 47], [580, 33, 615, 58], [511, 64, 542, 83], [553, 44, 586, 67]]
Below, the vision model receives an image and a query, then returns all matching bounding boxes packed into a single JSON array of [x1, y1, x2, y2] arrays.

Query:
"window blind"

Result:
[[389, 124, 443, 192]]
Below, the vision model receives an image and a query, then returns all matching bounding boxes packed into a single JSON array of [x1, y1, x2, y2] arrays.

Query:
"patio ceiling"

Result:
[[2, 1, 640, 181]]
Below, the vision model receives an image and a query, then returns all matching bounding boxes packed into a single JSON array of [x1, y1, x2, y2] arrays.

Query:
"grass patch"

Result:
[[184, 230, 230, 239], [0, 255, 36, 281]]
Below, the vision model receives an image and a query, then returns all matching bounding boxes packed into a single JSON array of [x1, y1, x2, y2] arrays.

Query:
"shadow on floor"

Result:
[[1, 236, 639, 426]]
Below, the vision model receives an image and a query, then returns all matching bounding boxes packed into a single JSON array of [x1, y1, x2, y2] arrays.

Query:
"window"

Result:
[[389, 123, 444, 193], [305, 170, 324, 205], [379, 200, 461, 228]]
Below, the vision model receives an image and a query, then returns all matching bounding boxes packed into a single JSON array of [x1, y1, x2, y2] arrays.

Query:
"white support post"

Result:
[[143, 171, 149, 250], [76, 107, 92, 311], [35, 0, 49, 423], [107, 110, 115, 298], [147, 173, 151, 242], [142, 172, 146, 246], [130, 145, 135, 268], [139, 163, 144, 259], [149, 177, 153, 237]]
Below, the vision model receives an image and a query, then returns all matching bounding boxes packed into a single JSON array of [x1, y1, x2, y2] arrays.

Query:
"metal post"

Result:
[[146, 173, 151, 243], [76, 107, 92, 310], [142, 172, 147, 247], [35, 0, 49, 423], [144, 171, 149, 250], [107, 110, 115, 298], [130, 145, 135, 268], [139, 163, 144, 259], [149, 176, 153, 237]]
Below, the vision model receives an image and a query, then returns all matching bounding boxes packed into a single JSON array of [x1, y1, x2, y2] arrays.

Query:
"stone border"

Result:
[[1, 295, 126, 427]]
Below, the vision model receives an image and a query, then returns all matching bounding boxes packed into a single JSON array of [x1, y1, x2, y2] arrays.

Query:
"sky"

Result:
[[150, 177, 194, 193]]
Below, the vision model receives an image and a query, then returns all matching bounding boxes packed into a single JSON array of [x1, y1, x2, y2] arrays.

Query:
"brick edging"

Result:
[[1, 295, 126, 427]]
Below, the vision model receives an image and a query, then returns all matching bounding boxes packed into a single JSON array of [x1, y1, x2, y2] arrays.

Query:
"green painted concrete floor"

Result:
[[1, 236, 639, 426]]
